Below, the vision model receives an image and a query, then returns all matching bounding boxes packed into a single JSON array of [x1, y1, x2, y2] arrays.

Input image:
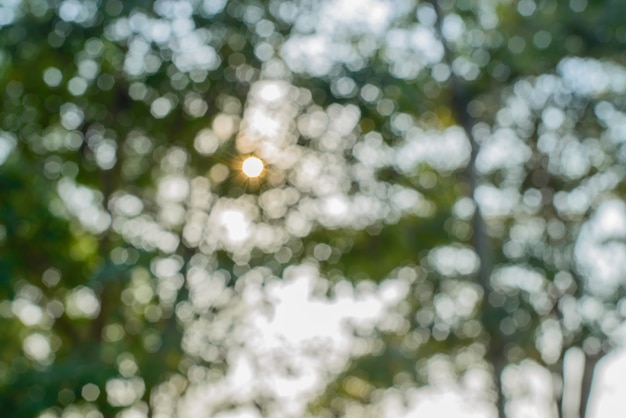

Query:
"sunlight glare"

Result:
[[242, 157, 264, 178]]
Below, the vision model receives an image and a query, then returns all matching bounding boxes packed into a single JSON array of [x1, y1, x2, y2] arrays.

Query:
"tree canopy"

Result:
[[2, 0, 626, 417]]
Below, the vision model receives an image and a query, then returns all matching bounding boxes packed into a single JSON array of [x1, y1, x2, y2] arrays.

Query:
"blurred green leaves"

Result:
[[2, 1, 626, 417]]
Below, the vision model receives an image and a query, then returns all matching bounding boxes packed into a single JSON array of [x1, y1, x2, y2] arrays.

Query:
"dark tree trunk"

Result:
[[579, 352, 602, 418], [427, 1, 507, 416], [448, 45, 507, 418], [487, 352, 507, 418], [555, 359, 564, 418]]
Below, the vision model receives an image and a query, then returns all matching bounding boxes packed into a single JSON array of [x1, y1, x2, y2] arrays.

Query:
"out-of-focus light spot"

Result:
[[395, 127, 470, 173], [432, 63, 451, 82], [360, 83, 381, 102], [184, 93, 208, 118], [94, 139, 117, 169], [58, 0, 81, 21], [258, 82, 285, 102], [297, 109, 329, 139], [576, 200, 626, 297], [534, 30, 552, 49], [558, 57, 626, 96], [60, 103, 84, 130], [151, 97, 173, 118], [46, 300, 64, 318], [82, 383, 100, 401], [65, 286, 100, 319], [517, 0, 537, 16], [118, 353, 139, 377], [331, 77, 357, 98], [78, 59, 99, 79], [323, 0, 393, 35], [157, 175, 189, 203], [209, 163, 230, 183], [103, 323, 125, 342], [242, 157, 263, 178], [453, 197, 476, 220], [220, 210, 250, 242], [0, 2, 19, 27], [106, 377, 145, 407], [313, 243, 332, 261], [23, 333, 52, 364], [12, 299, 43, 326], [0, 131, 16, 166], [323, 195, 348, 217], [212, 113, 238, 141], [570, 0, 588, 13], [508, 36, 526, 54], [417, 3, 437, 25], [281, 35, 330, 76], [68, 76, 88, 96], [542, 107, 565, 130], [492, 265, 544, 293], [57, 178, 111, 233], [247, 109, 280, 138], [442, 14, 465, 41], [502, 361, 556, 416], [42, 268, 61, 287], [43, 67, 63, 87], [112, 194, 143, 217], [428, 245, 480, 277]]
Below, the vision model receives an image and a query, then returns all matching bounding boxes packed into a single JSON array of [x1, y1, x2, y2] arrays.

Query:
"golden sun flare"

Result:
[[242, 156, 264, 178]]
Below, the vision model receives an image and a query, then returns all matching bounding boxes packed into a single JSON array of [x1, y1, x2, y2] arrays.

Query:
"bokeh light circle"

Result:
[[242, 157, 264, 178]]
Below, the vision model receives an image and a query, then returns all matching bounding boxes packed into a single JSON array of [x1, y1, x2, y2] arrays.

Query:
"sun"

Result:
[[242, 156, 264, 178]]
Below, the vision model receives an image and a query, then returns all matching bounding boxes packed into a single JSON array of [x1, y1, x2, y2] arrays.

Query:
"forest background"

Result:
[[2, 0, 626, 417]]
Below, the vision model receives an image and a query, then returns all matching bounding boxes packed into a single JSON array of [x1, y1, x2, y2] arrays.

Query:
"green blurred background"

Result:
[[1, 0, 626, 417]]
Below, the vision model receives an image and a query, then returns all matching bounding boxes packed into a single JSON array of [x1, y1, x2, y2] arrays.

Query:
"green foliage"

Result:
[[2, 0, 626, 417]]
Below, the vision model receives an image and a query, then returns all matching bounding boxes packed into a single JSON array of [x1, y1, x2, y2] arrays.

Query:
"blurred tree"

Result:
[[292, 1, 626, 418], [1, 1, 626, 418]]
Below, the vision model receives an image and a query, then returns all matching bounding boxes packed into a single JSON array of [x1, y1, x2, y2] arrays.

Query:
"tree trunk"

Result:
[[542, 358, 564, 418], [555, 357, 565, 418], [448, 41, 507, 418], [487, 352, 507, 418], [579, 352, 602, 418], [427, 1, 507, 416]]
